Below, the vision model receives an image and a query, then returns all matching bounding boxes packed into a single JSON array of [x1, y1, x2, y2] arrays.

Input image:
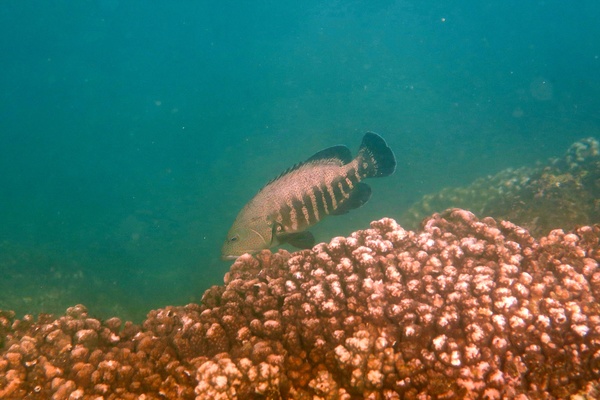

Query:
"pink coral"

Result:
[[1, 209, 600, 398]]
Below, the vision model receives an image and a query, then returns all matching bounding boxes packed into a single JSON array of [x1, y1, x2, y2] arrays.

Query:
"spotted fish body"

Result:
[[221, 132, 396, 259]]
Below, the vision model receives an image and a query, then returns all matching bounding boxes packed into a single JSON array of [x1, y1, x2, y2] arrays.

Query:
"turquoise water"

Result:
[[1, 1, 599, 321]]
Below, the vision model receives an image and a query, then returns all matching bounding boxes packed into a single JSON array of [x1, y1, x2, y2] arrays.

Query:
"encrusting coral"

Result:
[[1, 209, 600, 399], [402, 137, 600, 236]]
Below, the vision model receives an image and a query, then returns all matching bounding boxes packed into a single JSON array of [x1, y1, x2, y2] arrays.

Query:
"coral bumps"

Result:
[[1, 209, 600, 399]]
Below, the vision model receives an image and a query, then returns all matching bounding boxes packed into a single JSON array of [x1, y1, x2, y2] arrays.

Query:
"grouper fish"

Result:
[[221, 132, 396, 260]]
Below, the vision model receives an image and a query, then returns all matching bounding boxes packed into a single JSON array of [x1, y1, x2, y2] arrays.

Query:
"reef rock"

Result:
[[402, 137, 600, 236], [1, 209, 600, 399]]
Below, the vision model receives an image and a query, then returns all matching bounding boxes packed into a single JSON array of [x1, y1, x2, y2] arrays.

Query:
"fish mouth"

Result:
[[221, 250, 257, 261]]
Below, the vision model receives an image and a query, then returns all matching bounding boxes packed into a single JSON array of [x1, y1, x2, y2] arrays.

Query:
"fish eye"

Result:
[[229, 235, 239, 242]]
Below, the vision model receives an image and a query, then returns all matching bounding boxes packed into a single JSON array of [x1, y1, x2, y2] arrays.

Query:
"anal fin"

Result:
[[330, 182, 372, 215]]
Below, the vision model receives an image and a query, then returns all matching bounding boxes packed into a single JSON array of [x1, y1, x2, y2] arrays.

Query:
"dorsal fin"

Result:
[[262, 145, 353, 188], [305, 145, 353, 164]]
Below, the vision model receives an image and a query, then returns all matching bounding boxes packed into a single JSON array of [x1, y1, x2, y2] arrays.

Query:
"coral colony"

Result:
[[402, 137, 600, 237], [1, 208, 600, 399]]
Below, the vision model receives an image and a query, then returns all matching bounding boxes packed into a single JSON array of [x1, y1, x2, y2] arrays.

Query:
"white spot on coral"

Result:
[[572, 324, 589, 337]]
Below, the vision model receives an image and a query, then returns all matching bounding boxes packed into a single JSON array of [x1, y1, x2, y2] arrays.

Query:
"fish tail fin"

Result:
[[356, 132, 397, 178]]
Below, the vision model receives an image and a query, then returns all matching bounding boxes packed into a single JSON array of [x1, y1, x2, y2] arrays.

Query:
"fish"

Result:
[[221, 132, 396, 260]]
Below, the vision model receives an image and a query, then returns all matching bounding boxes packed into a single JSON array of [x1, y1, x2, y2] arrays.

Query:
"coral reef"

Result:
[[402, 137, 600, 236], [2, 209, 600, 399]]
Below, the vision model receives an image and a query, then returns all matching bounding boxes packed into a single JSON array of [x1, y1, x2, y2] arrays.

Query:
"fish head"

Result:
[[221, 216, 275, 260]]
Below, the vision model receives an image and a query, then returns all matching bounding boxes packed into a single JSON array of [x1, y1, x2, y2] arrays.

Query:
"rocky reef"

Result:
[[402, 138, 600, 237], [1, 209, 600, 399]]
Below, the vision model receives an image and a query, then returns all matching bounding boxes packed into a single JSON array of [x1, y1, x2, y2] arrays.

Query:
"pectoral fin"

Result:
[[278, 231, 315, 249]]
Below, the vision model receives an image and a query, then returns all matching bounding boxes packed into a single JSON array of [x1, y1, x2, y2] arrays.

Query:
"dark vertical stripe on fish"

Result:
[[350, 166, 361, 182], [312, 186, 326, 219], [302, 192, 317, 225], [321, 183, 335, 213], [279, 199, 293, 231], [346, 169, 359, 188], [332, 178, 345, 204], [292, 196, 307, 228], [340, 176, 352, 195]]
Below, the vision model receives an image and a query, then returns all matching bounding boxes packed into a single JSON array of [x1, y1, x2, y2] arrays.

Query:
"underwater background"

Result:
[[1, 1, 599, 322]]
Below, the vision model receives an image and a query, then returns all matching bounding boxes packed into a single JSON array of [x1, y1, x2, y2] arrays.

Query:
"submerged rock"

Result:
[[402, 137, 600, 236]]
